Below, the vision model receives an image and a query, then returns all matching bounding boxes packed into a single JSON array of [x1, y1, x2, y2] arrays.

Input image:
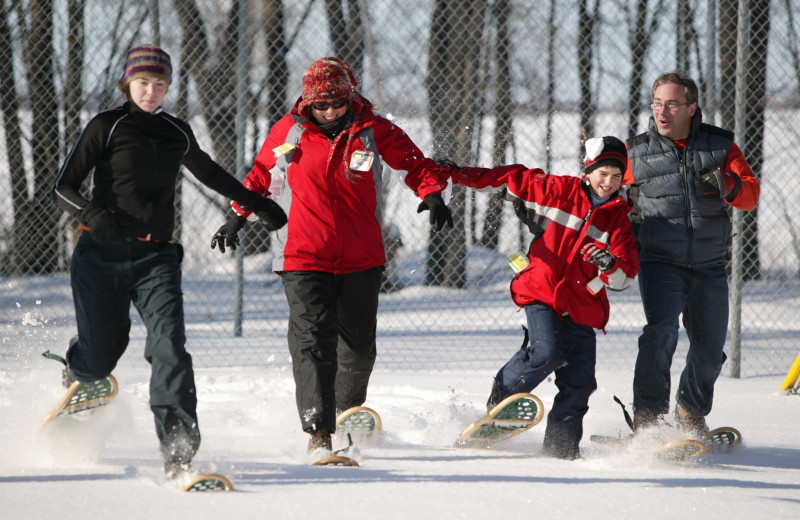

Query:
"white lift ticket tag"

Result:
[[586, 276, 605, 295], [349, 150, 374, 171], [273, 143, 296, 157]]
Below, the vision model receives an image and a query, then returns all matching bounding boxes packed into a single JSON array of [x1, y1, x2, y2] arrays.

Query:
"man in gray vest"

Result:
[[624, 72, 760, 436]]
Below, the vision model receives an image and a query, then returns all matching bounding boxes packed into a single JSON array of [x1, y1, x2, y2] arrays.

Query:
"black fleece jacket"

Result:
[[54, 101, 260, 241]]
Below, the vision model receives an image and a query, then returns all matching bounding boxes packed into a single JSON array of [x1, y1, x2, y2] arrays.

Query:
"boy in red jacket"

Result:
[[453, 136, 639, 459]]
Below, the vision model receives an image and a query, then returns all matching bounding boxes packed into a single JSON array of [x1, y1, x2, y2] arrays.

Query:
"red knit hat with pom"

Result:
[[298, 57, 357, 112]]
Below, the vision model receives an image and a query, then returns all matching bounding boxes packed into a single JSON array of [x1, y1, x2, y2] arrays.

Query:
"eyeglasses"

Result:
[[311, 99, 348, 111], [650, 101, 689, 111]]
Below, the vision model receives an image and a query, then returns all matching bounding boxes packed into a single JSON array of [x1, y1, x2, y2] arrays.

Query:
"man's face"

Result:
[[652, 83, 696, 140]]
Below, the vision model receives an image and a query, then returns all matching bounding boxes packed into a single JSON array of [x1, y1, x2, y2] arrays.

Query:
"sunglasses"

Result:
[[311, 99, 348, 111]]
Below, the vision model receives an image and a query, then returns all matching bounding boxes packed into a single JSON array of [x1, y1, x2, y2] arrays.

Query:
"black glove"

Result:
[[434, 157, 459, 168], [240, 195, 288, 232], [581, 243, 615, 272], [416, 193, 453, 231], [77, 202, 124, 243], [700, 168, 741, 201], [210, 215, 247, 253]]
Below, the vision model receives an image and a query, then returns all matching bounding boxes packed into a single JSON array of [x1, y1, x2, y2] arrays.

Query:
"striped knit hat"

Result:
[[298, 57, 356, 113], [583, 136, 627, 174], [118, 45, 172, 87]]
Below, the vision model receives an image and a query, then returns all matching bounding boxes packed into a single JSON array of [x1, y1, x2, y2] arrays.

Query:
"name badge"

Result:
[[273, 143, 296, 157], [349, 150, 374, 172]]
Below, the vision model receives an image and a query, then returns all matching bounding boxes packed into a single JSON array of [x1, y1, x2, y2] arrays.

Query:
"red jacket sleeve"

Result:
[[724, 142, 759, 211], [372, 119, 448, 198], [454, 164, 545, 199]]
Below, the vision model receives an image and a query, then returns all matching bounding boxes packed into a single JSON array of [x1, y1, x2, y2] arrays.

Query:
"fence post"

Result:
[[233, 0, 249, 337], [730, 0, 751, 379]]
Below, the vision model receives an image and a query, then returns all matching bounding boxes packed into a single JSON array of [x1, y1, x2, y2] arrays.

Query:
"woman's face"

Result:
[[129, 75, 169, 113], [309, 98, 349, 124]]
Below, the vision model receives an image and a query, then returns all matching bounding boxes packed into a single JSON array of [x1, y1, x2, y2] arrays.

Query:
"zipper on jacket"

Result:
[[680, 154, 693, 267]]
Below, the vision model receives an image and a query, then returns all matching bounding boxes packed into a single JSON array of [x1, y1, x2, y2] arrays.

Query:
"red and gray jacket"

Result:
[[454, 166, 639, 330], [233, 97, 448, 274]]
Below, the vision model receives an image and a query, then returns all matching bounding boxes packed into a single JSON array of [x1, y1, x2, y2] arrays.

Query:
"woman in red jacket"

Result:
[[453, 136, 639, 459], [212, 57, 452, 455]]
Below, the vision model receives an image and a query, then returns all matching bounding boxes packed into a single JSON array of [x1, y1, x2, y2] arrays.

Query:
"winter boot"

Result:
[[163, 438, 193, 479], [674, 404, 709, 437], [62, 366, 76, 389], [485, 380, 505, 412], [632, 409, 659, 433], [307, 430, 332, 453], [162, 428, 197, 479]]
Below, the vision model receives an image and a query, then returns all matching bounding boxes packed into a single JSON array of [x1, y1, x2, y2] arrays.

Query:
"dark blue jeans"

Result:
[[494, 303, 596, 457], [66, 233, 199, 462], [633, 261, 729, 417]]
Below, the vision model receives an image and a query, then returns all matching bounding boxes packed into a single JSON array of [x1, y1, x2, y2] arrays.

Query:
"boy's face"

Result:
[[129, 75, 169, 113], [586, 165, 623, 198]]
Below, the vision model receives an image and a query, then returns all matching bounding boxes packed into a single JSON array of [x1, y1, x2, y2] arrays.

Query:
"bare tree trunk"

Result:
[[740, 2, 769, 280], [325, 0, 364, 77], [676, 0, 691, 71], [480, 0, 512, 251], [264, 0, 289, 129], [627, 0, 664, 138], [19, 0, 60, 273], [786, 0, 800, 92], [544, 0, 556, 172], [425, 0, 483, 288], [173, 0, 239, 172], [64, 0, 84, 155], [0, 2, 25, 255], [718, 0, 737, 130], [578, 0, 598, 144]]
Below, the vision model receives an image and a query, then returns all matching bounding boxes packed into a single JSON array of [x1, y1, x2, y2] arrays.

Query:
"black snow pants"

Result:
[[66, 232, 200, 463], [281, 267, 381, 434]]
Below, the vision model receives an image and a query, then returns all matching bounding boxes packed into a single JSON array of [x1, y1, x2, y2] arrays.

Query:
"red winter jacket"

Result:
[[234, 97, 448, 274], [455, 165, 639, 330]]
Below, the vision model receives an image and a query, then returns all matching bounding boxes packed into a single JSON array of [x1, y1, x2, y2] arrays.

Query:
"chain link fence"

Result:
[[1, 0, 798, 378]]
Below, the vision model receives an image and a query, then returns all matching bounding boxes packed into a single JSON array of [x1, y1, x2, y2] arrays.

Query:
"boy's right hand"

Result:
[[581, 243, 616, 272]]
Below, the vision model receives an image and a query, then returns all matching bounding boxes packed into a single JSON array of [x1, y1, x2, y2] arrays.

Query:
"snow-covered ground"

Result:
[[1, 360, 798, 518]]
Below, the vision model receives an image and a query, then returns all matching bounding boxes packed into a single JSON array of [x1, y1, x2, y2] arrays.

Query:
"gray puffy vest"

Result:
[[627, 109, 733, 268]]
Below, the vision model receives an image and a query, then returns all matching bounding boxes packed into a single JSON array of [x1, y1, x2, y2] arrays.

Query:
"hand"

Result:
[[240, 196, 288, 232], [78, 202, 124, 242], [434, 157, 459, 168], [581, 243, 615, 272], [210, 215, 247, 253], [700, 168, 741, 200], [416, 193, 454, 231]]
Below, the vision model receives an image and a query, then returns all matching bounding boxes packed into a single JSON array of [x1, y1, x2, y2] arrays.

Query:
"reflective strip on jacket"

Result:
[[234, 97, 448, 274], [455, 165, 639, 330]]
